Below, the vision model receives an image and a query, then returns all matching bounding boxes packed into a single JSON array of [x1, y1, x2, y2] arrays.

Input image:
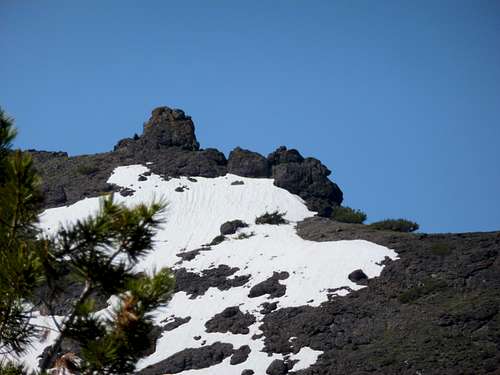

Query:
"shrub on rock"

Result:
[[369, 218, 419, 233], [331, 206, 367, 224], [210, 235, 226, 246], [255, 211, 288, 225]]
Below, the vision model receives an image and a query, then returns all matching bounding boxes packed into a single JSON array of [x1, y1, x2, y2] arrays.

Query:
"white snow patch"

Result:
[[29, 165, 398, 374]]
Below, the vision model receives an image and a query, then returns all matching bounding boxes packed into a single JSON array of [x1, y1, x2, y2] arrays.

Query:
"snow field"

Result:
[[33, 165, 398, 374]]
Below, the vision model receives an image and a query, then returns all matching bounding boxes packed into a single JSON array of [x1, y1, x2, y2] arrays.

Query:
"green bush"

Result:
[[255, 211, 288, 225], [0, 363, 27, 375], [209, 235, 226, 246], [331, 206, 367, 224], [369, 218, 419, 233]]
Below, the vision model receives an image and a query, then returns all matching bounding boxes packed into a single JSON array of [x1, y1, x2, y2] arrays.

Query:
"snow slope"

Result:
[[27, 165, 397, 374]]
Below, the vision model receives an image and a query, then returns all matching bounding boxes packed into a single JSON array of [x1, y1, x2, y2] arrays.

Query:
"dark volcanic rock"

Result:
[[248, 272, 289, 299], [119, 187, 135, 197], [50, 185, 67, 205], [176, 247, 211, 262], [266, 359, 288, 375], [220, 219, 249, 235], [163, 316, 191, 332], [141, 106, 200, 151], [137, 342, 234, 375], [260, 301, 278, 315], [268, 146, 343, 216], [227, 147, 270, 178], [30, 107, 343, 217], [230, 345, 251, 365], [205, 306, 256, 335], [241, 370, 254, 375], [174, 265, 251, 298], [268, 146, 304, 165], [348, 269, 368, 284], [257, 217, 500, 375]]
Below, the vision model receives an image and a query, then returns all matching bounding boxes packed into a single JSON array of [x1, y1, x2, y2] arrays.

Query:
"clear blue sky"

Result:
[[1, 1, 499, 233]]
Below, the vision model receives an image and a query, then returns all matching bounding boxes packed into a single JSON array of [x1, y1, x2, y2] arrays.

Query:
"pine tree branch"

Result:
[[39, 280, 93, 372], [38, 296, 63, 332]]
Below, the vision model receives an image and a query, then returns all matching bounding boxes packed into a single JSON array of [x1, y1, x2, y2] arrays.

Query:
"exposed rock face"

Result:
[[174, 265, 251, 298], [163, 316, 191, 332], [248, 271, 289, 299], [268, 146, 343, 216], [141, 106, 199, 151], [266, 359, 289, 375], [267, 146, 304, 165], [205, 306, 256, 335], [230, 345, 251, 365], [227, 147, 270, 178], [137, 342, 234, 375]]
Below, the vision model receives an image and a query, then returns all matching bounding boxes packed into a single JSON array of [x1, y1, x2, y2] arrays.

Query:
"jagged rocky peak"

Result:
[[115, 106, 200, 151], [143, 106, 200, 150], [34, 105, 343, 216]]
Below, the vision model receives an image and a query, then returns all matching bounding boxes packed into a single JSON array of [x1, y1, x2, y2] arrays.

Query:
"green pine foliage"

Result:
[[331, 206, 367, 224], [0, 362, 28, 375], [0, 107, 175, 374], [0, 108, 44, 356]]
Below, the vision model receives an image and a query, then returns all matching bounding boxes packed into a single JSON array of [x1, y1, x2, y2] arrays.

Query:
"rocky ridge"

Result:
[[29, 106, 342, 216]]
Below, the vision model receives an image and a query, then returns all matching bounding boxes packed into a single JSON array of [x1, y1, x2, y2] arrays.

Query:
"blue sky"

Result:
[[1, 1, 499, 233]]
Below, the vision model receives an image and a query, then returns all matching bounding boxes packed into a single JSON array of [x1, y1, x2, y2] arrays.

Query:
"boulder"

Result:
[[227, 147, 270, 177], [348, 269, 368, 284], [220, 220, 248, 235], [266, 359, 288, 375]]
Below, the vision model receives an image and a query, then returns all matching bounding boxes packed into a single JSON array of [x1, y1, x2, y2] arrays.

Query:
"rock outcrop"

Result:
[[115, 106, 200, 151], [227, 147, 270, 178], [268, 146, 343, 216], [30, 106, 343, 216]]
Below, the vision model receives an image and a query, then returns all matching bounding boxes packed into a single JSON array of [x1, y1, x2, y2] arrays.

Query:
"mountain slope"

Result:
[[14, 106, 500, 374], [32, 164, 396, 374]]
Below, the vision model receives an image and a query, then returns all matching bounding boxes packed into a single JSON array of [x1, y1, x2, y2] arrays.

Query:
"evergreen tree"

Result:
[[0, 108, 175, 374], [0, 107, 43, 356]]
